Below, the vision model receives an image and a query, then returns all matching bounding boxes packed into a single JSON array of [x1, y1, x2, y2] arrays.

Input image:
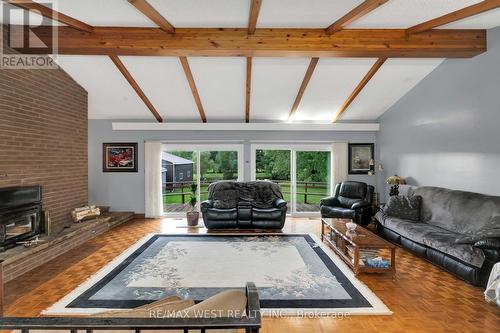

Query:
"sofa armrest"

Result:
[[351, 200, 370, 210], [273, 198, 287, 208], [320, 197, 340, 207], [473, 238, 500, 250], [200, 200, 214, 212]]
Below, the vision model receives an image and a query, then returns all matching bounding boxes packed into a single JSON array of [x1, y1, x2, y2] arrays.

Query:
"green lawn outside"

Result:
[[163, 181, 328, 205]]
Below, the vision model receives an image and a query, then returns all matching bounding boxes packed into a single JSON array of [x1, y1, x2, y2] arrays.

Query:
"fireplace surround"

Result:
[[0, 186, 43, 251]]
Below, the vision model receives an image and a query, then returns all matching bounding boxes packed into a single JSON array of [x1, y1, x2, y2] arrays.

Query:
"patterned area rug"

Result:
[[44, 234, 391, 316]]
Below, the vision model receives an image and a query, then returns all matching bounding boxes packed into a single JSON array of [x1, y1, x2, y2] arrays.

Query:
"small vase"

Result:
[[186, 211, 199, 226]]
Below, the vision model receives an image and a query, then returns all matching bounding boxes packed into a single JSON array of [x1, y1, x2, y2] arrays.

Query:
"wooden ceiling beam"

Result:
[[9, 27, 486, 58], [127, 0, 175, 33], [326, 0, 388, 35], [331, 58, 386, 123], [407, 0, 500, 34], [179, 56, 207, 123], [245, 57, 252, 123], [288, 57, 319, 121], [5, 0, 94, 33], [109, 55, 163, 122], [248, 0, 263, 34]]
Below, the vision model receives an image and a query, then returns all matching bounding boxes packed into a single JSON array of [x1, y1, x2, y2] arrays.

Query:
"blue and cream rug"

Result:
[[44, 234, 391, 316]]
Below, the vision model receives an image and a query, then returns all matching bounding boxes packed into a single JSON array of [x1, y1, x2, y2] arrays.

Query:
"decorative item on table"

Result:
[[102, 142, 138, 172], [365, 256, 389, 268], [386, 175, 406, 196], [71, 205, 100, 223], [346, 221, 357, 232], [186, 183, 199, 226], [348, 143, 375, 175]]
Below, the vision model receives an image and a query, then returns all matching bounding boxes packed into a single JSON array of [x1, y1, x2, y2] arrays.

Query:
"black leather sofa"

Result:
[[201, 181, 287, 230], [320, 181, 374, 227], [375, 185, 500, 287]]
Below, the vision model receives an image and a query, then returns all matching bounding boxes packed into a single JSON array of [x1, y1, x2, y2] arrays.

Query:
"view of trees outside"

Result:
[[295, 151, 331, 211], [200, 151, 238, 201], [163, 148, 330, 213], [163, 150, 239, 210], [255, 149, 330, 211]]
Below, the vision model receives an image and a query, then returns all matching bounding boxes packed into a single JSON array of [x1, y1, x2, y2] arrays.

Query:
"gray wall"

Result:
[[89, 120, 378, 213], [377, 26, 500, 199]]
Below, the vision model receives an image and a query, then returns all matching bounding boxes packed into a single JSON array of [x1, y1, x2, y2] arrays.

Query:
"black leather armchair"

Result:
[[201, 181, 287, 230], [320, 181, 374, 227]]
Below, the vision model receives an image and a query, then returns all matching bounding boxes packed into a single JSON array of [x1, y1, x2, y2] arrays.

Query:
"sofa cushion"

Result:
[[378, 215, 486, 268], [252, 207, 283, 221], [421, 231, 485, 268], [204, 208, 237, 221], [378, 216, 443, 244], [213, 199, 237, 209], [383, 195, 422, 221], [320, 206, 356, 219], [414, 186, 500, 234], [455, 216, 500, 244]]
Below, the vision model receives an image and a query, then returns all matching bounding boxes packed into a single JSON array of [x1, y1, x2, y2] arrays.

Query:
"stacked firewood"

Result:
[[71, 205, 101, 222]]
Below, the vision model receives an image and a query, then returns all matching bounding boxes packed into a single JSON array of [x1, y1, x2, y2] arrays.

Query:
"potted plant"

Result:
[[186, 183, 199, 226]]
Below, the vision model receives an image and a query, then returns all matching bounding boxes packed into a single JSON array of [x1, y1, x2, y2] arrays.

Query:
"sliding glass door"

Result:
[[252, 145, 332, 216], [255, 149, 291, 212], [162, 145, 243, 215], [295, 150, 331, 213]]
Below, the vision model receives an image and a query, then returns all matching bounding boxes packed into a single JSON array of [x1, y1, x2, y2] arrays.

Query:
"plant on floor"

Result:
[[186, 183, 199, 226]]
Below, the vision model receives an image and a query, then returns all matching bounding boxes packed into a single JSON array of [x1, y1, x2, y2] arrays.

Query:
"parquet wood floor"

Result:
[[3, 217, 500, 332]]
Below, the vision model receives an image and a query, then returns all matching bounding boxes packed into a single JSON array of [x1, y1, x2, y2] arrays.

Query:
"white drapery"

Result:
[[145, 141, 163, 218], [332, 142, 349, 188]]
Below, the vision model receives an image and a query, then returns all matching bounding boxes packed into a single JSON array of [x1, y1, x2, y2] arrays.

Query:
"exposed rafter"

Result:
[[4, 0, 94, 33], [127, 0, 175, 33], [288, 58, 319, 121], [331, 58, 386, 123], [109, 55, 163, 123], [179, 56, 207, 123], [326, 0, 388, 35], [11, 27, 486, 58], [246, 57, 252, 123], [248, 0, 263, 34], [407, 0, 500, 34]]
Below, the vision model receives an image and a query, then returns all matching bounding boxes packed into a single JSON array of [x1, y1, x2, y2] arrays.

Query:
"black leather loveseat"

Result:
[[375, 185, 500, 287], [320, 181, 374, 227], [201, 181, 287, 230]]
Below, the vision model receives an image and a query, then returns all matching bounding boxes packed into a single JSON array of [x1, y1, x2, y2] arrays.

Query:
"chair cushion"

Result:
[[93, 297, 195, 318], [337, 196, 363, 208], [205, 208, 237, 220], [383, 195, 422, 221], [320, 206, 356, 219], [339, 181, 367, 199]]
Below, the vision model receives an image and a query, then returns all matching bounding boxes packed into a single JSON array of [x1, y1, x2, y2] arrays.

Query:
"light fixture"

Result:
[[368, 159, 383, 175]]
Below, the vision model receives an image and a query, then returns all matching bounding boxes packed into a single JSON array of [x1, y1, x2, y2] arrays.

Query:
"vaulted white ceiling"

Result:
[[2, 0, 499, 123]]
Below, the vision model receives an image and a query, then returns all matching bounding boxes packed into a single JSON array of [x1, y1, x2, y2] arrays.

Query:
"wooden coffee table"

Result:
[[321, 218, 396, 278]]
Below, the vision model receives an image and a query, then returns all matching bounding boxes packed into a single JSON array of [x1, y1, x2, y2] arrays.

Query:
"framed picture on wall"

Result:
[[348, 143, 374, 174], [103, 143, 138, 172]]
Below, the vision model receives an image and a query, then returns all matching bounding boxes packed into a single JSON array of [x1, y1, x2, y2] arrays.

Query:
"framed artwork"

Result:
[[102, 143, 138, 172], [348, 143, 374, 175]]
